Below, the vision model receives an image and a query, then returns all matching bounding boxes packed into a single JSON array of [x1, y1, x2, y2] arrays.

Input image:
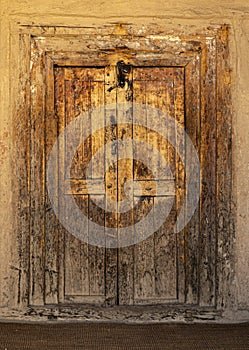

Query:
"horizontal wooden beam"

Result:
[[133, 180, 175, 197], [64, 179, 175, 197]]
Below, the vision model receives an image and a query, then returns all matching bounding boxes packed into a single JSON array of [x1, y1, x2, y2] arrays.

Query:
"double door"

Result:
[[32, 62, 186, 306]]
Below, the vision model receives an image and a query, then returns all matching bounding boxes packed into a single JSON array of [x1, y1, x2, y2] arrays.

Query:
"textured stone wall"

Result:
[[0, 0, 249, 316]]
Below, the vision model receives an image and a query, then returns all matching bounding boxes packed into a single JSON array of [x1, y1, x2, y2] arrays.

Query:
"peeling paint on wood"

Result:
[[9, 23, 233, 320]]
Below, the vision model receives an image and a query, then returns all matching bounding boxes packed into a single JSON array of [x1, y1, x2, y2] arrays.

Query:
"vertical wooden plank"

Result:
[[143, 79, 163, 300], [216, 27, 234, 309], [184, 59, 201, 304], [79, 196, 90, 297], [88, 196, 105, 297], [71, 79, 84, 178], [154, 70, 177, 300], [91, 80, 105, 179], [199, 38, 217, 306], [77, 79, 91, 297], [64, 78, 86, 180], [153, 198, 177, 299], [117, 68, 135, 305], [133, 82, 149, 181], [104, 66, 118, 305], [30, 39, 45, 305], [64, 200, 88, 296], [89, 79, 105, 297], [133, 77, 147, 300], [14, 33, 31, 307], [174, 67, 186, 303], [55, 67, 66, 303], [64, 76, 90, 297], [134, 197, 154, 301], [44, 55, 59, 304], [133, 77, 155, 300], [64, 79, 83, 296]]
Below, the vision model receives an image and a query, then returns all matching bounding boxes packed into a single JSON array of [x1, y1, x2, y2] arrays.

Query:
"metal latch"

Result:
[[116, 60, 132, 88], [107, 60, 133, 100]]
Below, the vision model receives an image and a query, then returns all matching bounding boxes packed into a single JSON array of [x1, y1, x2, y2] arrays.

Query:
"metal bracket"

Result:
[[116, 60, 132, 88]]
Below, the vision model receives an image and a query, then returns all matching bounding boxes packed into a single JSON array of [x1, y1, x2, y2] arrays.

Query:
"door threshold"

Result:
[[0, 304, 223, 323]]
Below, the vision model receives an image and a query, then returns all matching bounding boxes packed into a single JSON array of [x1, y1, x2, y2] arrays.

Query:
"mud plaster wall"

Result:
[[0, 0, 248, 313]]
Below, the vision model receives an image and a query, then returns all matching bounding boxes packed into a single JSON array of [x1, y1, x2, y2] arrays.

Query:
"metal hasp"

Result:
[[116, 60, 132, 88]]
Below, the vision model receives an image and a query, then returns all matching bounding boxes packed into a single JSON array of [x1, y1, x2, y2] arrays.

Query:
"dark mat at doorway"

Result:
[[0, 321, 248, 350]]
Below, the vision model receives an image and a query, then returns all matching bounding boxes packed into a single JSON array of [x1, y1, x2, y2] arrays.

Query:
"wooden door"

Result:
[[46, 63, 185, 306], [16, 26, 232, 314]]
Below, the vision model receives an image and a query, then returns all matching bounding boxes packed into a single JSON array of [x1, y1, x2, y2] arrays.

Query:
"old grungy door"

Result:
[[37, 63, 185, 306], [17, 26, 231, 313]]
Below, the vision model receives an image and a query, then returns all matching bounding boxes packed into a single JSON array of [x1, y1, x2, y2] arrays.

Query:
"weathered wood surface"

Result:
[[216, 27, 234, 309], [57, 67, 107, 302], [184, 57, 200, 305], [88, 76, 105, 299], [116, 65, 134, 305], [133, 67, 180, 303], [174, 67, 186, 303], [54, 67, 65, 303], [44, 55, 58, 305], [199, 38, 217, 307], [104, 65, 118, 305], [66, 179, 175, 196], [15, 25, 232, 313], [4, 305, 223, 323], [30, 40, 46, 306], [12, 33, 31, 308], [52, 65, 181, 305]]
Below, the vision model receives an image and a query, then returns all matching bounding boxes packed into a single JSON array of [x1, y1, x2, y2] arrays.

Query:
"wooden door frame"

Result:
[[11, 23, 234, 320]]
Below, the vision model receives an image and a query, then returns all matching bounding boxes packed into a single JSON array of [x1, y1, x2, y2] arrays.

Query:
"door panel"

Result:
[[131, 68, 184, 304], [55, 67, 107, 303], [49, 64, 185, 305]]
